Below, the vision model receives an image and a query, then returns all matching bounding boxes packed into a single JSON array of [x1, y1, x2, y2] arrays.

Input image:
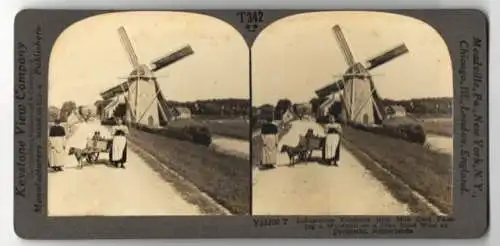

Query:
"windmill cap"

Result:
[[128, 64, 154, 78]]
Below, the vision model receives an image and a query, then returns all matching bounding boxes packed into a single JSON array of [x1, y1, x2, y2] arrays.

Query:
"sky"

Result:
[[48, 11, 249, 108], [251, 11, 453, 107]]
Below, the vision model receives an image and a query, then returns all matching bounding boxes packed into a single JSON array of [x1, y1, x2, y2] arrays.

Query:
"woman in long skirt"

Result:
[[109, 118, 129, 168], [323, 123, 342, 166], [259, 119, 279, 169], [48, 120, 67, 172]]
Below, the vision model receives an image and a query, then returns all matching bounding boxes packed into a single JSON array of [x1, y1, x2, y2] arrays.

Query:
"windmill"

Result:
[[100, 26, 194, 128], [315, 25, 409, 125]]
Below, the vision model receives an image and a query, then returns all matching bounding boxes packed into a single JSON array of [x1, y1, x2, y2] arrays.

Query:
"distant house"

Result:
[[385, 105, 407, 118], [173, 106, 192, 120]]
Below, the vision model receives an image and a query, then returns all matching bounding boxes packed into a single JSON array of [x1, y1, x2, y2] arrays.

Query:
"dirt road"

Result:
[[426, 134, 453, 155], [211, 135, 249, 159], [48, 120, 202, 216], [252, 120, 410, 215]]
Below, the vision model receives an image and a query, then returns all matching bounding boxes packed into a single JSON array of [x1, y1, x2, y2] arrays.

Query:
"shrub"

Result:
[[382, 116, 427, 144], [348, 116, 427, 145], [154, 125, 212, 146], [185, 125, 212, 146], [131, 121, 212, 146]]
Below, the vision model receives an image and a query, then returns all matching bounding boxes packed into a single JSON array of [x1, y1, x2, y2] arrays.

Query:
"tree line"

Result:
[[251, 96, 453, 127], [92, 98, 251, 119], [380, 97, 452, 116], [165, 98, 250, 116], [52, 96, 450, 124], [49, 101, 96, 123]]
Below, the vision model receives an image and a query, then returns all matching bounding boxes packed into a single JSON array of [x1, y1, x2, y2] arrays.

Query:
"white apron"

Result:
[[48, 136, 66, 167], [111, 125, 129, 162], [324, 133, 340, 160], [111, 136, 127, 161], [260, 134, 278, 165]]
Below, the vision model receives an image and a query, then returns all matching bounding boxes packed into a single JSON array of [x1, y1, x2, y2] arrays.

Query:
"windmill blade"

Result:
[[332, 25, 356, 67], [151, 45, 194, 72], [315, 79, 345, 98], [118, 26, 140, 68], [100, 80, 131, 100], [365, 43, 409, 70]]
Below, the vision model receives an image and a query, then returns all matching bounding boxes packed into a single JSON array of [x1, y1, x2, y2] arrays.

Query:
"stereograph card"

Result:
[[13, 9, 489, 239]]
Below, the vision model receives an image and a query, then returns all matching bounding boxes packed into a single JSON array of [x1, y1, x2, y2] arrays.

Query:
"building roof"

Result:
[[175, 106, 191, 115]]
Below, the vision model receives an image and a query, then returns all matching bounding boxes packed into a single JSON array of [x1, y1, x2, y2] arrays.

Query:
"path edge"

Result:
[[342, 137, 447, 216], [127, 140, 233, 216]]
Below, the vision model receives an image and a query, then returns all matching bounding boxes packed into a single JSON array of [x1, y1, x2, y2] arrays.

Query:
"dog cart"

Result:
[[84, 138, 112, 164], [298, 135, 325, 160]]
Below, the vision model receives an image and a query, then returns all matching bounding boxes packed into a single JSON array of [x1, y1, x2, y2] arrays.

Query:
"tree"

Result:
[[274, 98, 292, 120], [48, 106, 60, 122], [59, 101, 76, 122], [257, 104, 274, 122], [78, 105, 96, 122]]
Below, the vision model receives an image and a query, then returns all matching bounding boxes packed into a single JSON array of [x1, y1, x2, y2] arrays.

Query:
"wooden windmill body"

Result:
[[315, 25, 409, 125], [100, 26, 194, 128]]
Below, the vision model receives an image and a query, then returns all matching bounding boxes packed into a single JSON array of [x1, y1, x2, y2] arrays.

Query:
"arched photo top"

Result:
[[49, 11, 249, 109], [251, 11, 452, 107]]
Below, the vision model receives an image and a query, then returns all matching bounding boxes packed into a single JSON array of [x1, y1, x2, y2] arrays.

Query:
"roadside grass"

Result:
[[342, 126, 452, 215], [128, 128, 250, 215]]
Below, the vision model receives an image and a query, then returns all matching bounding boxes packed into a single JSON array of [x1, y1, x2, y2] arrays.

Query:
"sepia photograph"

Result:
[[47, 11, 250, 216], [251, 11, 453, 216]]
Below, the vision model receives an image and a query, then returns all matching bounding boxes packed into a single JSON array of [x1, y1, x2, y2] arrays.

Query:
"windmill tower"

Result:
[[315, 25, 409, 125], [100, 26, 194, 128]]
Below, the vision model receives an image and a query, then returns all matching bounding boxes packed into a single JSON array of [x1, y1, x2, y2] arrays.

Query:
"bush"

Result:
[[349, 116, 427, 145], [382, 116, 427, 144], [184, 125, 212, 146], [382, 124, 426, 144], [154, 125, 212, 146], [131, 121, 212, 146]]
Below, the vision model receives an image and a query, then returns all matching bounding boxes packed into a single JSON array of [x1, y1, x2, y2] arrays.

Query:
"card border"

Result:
[[13, 9, 489, 239]]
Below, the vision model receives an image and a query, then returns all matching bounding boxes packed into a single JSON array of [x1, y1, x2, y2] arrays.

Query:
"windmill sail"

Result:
[[332, 25, 356, 67], [151, 45, 194, 72], [315, 79, 345, 98], [365, 44, 409, 70], [117, 26, 140, 68]]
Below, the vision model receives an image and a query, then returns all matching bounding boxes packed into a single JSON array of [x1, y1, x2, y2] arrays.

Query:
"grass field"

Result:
[[342, 126, 452, 215], [128, 128, 250, 215], [168, 118, 249, 141]]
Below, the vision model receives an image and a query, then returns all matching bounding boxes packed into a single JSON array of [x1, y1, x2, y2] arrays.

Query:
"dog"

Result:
[[280, 144, 307, 166], [68, 147, 91, 169]]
